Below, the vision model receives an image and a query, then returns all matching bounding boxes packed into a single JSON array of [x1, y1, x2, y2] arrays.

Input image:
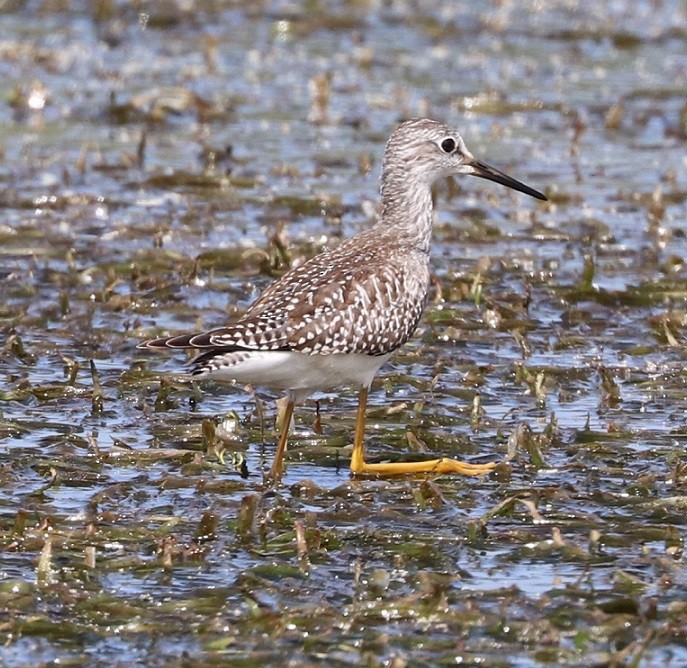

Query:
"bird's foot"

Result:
[[350, 456, 497, 477]]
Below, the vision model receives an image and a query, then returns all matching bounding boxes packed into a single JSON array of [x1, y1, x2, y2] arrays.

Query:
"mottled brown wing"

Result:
[[203, 234, 430, 356]]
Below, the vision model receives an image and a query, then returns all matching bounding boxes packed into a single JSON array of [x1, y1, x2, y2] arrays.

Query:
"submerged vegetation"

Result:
[[1, 1, 686, 665]]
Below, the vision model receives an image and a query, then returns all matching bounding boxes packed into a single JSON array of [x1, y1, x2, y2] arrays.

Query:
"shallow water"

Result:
[[2, 1, 687, 666]]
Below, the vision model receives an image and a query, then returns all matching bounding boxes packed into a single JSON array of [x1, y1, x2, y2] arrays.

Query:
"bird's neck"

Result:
[[377, 170, 434, 254]]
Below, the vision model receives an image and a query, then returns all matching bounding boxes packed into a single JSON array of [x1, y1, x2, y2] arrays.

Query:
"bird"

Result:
[[138, 118, 547, 480]]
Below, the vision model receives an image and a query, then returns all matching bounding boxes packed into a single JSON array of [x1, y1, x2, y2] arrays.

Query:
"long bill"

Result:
[[466, 159, 547, 201]]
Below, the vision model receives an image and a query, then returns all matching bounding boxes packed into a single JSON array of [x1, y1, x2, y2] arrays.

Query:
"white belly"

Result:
[[195, 350, 392, 395]]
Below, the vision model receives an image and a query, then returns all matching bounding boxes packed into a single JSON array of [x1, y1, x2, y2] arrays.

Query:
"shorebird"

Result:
[[138, 118, 546, 480]]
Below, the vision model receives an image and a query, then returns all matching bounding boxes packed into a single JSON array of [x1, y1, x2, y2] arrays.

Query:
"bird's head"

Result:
[[384, 118, 547, 201]]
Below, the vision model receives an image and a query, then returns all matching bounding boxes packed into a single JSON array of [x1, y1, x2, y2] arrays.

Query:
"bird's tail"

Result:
[[137, 328, 232, 351]]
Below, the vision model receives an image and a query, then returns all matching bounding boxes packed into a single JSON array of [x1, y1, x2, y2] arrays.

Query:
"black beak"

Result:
[[467, 159, 547, 201]]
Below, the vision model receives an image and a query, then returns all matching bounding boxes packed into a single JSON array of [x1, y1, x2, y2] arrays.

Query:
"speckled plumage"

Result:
[[141, 119, 450, 386], [161, 229, 428, 362], [138, 118, 546, 478]]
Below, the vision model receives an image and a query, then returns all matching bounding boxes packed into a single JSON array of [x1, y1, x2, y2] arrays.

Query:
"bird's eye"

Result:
[[440, 138, 456, 153]]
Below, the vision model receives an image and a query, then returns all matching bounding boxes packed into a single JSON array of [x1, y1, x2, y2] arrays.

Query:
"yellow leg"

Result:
[[349, 387, 369, 474], [349, 386, 496, 477], [266, 396, 295, 481]]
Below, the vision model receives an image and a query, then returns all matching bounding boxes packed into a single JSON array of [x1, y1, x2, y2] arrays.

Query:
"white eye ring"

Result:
[[440, 138, 456, 153]]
